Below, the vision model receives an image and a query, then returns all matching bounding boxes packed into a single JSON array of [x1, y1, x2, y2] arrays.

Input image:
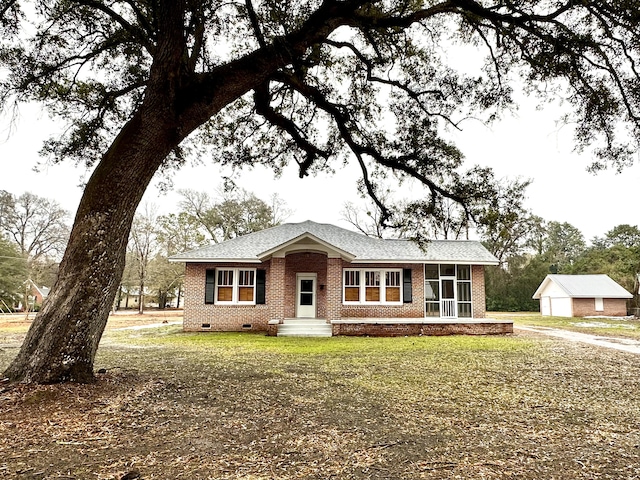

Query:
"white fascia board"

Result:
[[168, 257, 261, 264], [532, 276, 552, 299], [571, 294, 633, 299], [350, 259, 500, 265]]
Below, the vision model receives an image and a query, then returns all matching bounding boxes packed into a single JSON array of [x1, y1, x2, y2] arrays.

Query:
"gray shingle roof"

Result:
[[533, 274, 633, 299], [170, 220, 499, 264]]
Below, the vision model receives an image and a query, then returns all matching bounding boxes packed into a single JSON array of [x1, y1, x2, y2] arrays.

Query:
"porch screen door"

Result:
[[296, 273, 317, 318], [440, 278, 457, 318]]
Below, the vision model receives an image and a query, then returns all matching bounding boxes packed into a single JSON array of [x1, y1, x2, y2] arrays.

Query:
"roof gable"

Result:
[[533, 274, 632, 299], [169, 220, 499, 265], [258, 232, 356, 260]]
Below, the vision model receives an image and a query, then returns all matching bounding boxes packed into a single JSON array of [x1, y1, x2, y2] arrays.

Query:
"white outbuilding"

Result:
[[532, 274, 632, 317]]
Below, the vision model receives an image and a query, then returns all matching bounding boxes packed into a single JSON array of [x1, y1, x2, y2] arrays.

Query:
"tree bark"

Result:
[[3, 107, 178, 383], [2, 0, 359, 383]]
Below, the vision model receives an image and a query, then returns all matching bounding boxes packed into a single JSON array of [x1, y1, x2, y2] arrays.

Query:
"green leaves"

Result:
[[3, 0, 639, 195]]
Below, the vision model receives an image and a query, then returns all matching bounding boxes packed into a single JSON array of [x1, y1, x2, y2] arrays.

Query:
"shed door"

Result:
[[550, 297, 572, 317], [540, 296, 551, 316]]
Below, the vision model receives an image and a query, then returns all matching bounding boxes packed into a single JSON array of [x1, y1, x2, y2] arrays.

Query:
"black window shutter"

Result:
[[256, 269, 266, 304], [205, 269, 215, 304], [403, 268, 412, 303]]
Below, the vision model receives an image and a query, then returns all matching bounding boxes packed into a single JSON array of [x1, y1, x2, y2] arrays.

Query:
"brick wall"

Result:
[[339, 263, 424, 318], [326, 258, 342, 321], [572, 298, 628, 317], [183, 262, 272, 332], [283, 252, 327, 318], [471, 265, 486, 318], [270, 258, 286, 320], [183, 259, 492, 331], [332, 321, 512, 336]]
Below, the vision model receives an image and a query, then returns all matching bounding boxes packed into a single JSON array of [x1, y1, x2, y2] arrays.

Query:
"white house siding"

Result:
[[540, 281, 566, 297], [537, 281, 573, 317]]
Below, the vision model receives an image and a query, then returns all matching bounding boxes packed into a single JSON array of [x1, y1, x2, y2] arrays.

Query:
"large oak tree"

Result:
[[1, 0, 639, 383]]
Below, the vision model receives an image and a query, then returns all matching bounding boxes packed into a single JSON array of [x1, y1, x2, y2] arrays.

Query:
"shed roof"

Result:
[[170, 220, 499, 265], [532, 274, 633, 299]]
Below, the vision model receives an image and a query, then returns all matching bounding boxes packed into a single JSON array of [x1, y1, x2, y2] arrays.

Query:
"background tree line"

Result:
[[0, 186, 288, 312], [0, 190, 69, 312], [2, 182, 639, 314], [343, 178, 640, 313]]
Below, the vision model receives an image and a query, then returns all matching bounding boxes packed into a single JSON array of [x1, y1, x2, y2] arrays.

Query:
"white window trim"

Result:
[[343, 268, 403, 305], [595, 297, 604, 312], [215, 268, 257, 305]]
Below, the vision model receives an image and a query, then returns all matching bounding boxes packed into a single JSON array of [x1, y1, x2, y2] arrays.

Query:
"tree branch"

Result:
[[70, 0, 156, 55], [245, 0, 266, 49], [253, 81, 330, 177], [273, 70, 470, 221]]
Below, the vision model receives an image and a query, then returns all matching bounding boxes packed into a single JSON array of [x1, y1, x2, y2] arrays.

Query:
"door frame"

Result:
[[439, 276, 457, 318], [296, 273, 317, 318]]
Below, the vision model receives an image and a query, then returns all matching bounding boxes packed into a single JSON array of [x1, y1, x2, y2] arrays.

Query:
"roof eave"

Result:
[[571, 294, 633, 299], [350, 259, 499, 265], [169, 257, 262, 264]]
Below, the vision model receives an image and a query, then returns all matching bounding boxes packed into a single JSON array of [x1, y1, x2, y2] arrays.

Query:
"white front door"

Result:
[[296, 273, 317, 318]]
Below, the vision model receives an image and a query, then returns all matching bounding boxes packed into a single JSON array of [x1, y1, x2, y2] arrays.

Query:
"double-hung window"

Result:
[[385, 271, 401, 302], [343, 268, 402, 304], [344, 270, 360, 302], [365, 271, 381, 301], [238, 270, 255, 302], [216, 269, 234, 302], [215, 268, 256, 304]]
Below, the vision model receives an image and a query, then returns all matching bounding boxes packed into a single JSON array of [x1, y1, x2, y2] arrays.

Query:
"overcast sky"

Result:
[[1, 90, 639, 244]]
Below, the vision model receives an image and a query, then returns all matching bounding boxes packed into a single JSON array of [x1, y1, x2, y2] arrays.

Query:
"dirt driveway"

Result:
[[516, 325, 640, 354]]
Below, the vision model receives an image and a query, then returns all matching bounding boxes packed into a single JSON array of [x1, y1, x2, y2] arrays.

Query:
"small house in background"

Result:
[[28, 281, 50, 306], [532, 274, 632, 317], [16, 279, 51, 312]]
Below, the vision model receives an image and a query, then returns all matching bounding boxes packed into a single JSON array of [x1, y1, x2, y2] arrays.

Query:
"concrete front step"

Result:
[[277, 318, 332, 337]]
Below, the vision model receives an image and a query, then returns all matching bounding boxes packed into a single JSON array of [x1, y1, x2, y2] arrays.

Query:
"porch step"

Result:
[[277, 318, 332, 337]]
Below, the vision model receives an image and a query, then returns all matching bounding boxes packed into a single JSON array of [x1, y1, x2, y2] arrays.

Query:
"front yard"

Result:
[[1, 312, 640, 479]]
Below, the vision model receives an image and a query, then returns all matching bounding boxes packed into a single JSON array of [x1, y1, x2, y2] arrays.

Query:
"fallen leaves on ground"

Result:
[[1, 319, 640, 479]]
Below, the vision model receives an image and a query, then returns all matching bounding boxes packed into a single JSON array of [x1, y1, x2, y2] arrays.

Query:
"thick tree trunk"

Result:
[[3, 110, 178, 383], [2, 0, 348, 384]]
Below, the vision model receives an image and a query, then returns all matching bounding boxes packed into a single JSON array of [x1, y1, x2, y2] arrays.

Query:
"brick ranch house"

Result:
[[170, 220, 512, 336]]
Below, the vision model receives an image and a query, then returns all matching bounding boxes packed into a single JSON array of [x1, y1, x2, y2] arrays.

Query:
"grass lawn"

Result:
[[1, 312, 640, 479], [492, 311, 640, 340]]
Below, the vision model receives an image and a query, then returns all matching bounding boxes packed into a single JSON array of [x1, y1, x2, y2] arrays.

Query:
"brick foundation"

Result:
[[332, 321, 513, 336]]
